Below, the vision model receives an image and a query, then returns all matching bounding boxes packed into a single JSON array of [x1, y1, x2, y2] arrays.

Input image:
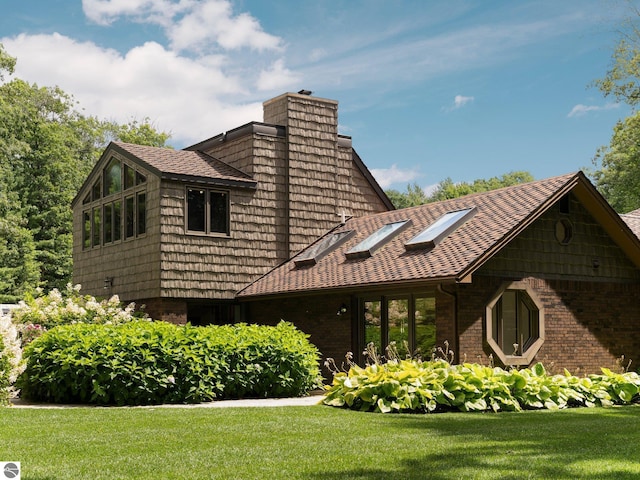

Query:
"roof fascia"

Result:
[[161, 173, 257, 189], [236, 276, 460, 301]]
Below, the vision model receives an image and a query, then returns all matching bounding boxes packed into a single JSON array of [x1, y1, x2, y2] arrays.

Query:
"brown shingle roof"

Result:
[[238, 172, 639, 298], [112, 142, 256, 188], [621, 208, 640, 238]]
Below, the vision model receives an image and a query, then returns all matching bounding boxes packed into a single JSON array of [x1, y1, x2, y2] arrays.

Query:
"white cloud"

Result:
[[2, 1, 291, 147], [453, 94, 474, 108], [167, 1, 282, 52], [370, 164, 421, 189], [82, 0, 192, 27], [82, 0, 282, 52], [1, 33, 263, 145], [567, 102, 620, 117], [256, 59, 301, 92]]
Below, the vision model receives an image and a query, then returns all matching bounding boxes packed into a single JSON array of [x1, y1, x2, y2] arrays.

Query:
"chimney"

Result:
[[263, 92, 343, 255]]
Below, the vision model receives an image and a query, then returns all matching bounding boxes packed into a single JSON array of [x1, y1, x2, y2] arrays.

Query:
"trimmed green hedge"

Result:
[[323, 359, 640, 413], [18, 320, 321, 405]]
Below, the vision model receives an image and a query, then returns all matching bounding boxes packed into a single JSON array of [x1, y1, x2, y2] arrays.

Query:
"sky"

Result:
[[0, 0, 636, 191]]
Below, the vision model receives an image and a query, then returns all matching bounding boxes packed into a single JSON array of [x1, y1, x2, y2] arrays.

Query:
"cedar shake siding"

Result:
[[72, 151, 162, 300], [192, 93, 392, 257], [72, 92, 393, 323]]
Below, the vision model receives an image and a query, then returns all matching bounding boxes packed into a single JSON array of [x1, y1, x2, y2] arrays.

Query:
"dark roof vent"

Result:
[[298, 89, 313, 95]]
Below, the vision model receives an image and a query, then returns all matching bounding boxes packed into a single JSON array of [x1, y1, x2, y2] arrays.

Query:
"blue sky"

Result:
[[0, 0, 634, 191]]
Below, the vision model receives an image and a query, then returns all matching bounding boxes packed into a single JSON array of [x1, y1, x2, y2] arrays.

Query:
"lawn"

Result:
[[2, 403, 640, 479]]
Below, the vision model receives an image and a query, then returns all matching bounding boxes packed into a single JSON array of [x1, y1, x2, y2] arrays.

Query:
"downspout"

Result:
[[284, 125, 291, 258], [437, 284, 459, 363]]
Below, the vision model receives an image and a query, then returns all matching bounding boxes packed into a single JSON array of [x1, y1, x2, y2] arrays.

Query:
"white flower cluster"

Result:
[[0, 313, 24, 401], [11, 283, 142, 331]]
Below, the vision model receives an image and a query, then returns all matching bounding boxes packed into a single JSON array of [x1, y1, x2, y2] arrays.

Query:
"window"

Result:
[[92, 208, 101, 247], [91, 180, 101, 201], [294, 230, 355, 267], [104, 157, 122, 196], [554, 219, 573, 245], [186, 188, 229, 235], [405, 207, 476, 250], [486, 282, 545, 366], [137, 192, 146, 235], [82, 211, 91, 249], [361, 293, 435, 360], [124, 164, 136, 190], [346, 220, 411, 259], [82, 156, 147, 249]]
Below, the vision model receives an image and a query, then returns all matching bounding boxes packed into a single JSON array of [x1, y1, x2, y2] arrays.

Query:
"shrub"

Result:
[[322, 357, 640, 413], [18, 320, 322, 405], [11, 283, 142, 344], [0, 313, 24, 406]]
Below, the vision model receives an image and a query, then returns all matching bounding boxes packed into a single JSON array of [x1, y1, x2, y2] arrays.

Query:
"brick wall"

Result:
[[456, 276, 640, 374], [245, 293, 353, 378]]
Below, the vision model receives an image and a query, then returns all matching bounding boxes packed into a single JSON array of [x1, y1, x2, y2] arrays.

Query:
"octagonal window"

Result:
[[485, 282, 545, 366]]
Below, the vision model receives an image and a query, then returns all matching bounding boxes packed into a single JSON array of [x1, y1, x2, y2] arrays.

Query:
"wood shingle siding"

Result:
[[73, 92, 393, 320]]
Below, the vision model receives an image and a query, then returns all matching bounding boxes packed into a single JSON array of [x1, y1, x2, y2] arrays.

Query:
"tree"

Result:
[[0, 44, 171, 301], [593, 3, 640, 106], [386, 171, 534, 208], [386, 183, 430, 209], [591, 5, 640, 211], [593, 111, 640, 213], [428, 171, 534, 202]]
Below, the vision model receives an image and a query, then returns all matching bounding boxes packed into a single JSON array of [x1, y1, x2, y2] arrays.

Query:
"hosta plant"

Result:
[[322, 352, 640, 413]]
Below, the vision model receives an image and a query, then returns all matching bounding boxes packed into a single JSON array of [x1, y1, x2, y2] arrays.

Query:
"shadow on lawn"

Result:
[[311, 406, 640, 480]]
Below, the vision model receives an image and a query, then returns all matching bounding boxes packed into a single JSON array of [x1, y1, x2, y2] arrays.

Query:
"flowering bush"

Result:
[[11, 283, 144, 344], [0, 313, 24, 406]]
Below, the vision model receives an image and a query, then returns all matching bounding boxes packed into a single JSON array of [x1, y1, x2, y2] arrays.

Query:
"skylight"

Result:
[[345, 220, 412, 259], [405, 207, 476, 250], [294, 230, 355, 267]]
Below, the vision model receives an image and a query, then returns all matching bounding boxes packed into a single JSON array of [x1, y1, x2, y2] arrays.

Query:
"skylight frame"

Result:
[[345, 219, 412, 259], [405, 207, 476, 251], [294, 230, 355, 267]]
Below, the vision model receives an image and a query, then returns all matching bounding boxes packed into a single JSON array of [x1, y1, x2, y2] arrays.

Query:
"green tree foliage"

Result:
[[593, 111, 640, 213], [591, 6, 640, 212], [0, 44, 171, 300], [428, 171, 534, 202], [386, 171, 534, 208], [385, 183, 430, 208], [593, 3, 640, 107]]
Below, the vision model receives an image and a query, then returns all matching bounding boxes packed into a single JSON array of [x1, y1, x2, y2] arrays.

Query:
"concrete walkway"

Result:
[[10, 393, 325, 409]]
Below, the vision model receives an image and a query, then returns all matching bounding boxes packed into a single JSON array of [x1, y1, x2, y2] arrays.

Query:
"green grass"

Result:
[[2, 404, 640, 479]]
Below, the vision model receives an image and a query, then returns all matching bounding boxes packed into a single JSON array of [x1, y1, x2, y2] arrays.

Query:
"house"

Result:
[[73, 91, 640, 374], [237, 172, 640, 374], [71, 92, 393, 324]]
